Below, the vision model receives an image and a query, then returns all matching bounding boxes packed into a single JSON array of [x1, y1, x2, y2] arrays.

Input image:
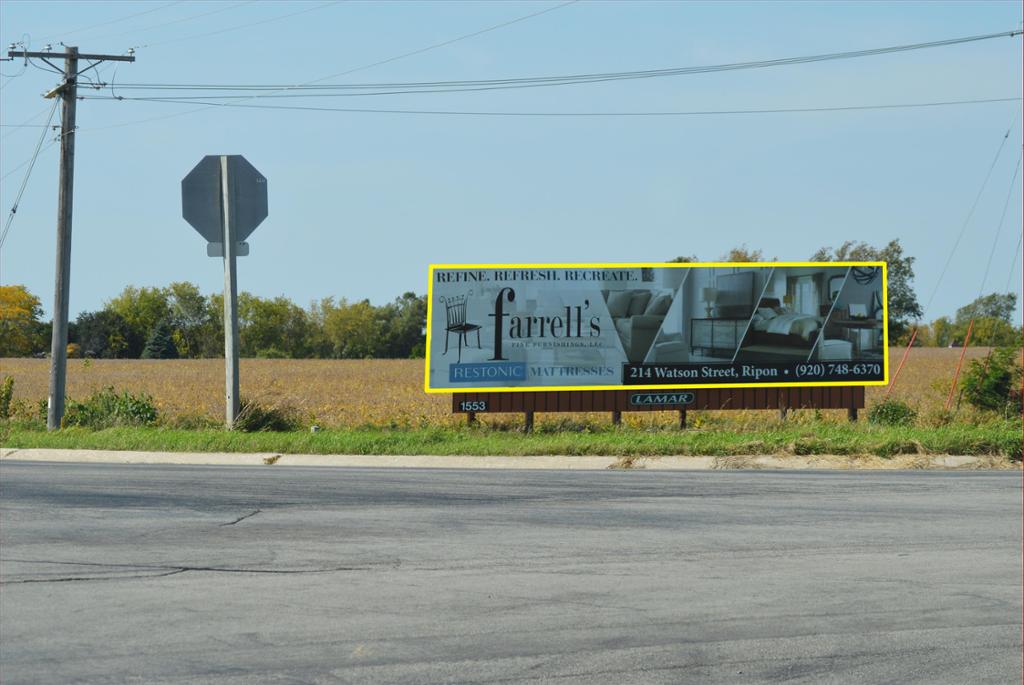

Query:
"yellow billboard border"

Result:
[[424, 261, 889, 394]]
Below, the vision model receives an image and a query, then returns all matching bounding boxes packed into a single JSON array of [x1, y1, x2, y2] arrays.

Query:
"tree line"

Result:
[[0, 283, 427, 359], [2, 239, 1019, 358]]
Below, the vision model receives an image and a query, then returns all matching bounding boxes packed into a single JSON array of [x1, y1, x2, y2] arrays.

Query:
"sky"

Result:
[[1, 0, 1022, 323]]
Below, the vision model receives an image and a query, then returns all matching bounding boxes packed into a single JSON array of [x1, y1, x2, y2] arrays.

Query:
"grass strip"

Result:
[[2, 423, 1020, 460]]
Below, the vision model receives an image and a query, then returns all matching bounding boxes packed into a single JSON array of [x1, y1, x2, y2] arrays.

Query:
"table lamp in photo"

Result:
[[701, 287, 718, 317]]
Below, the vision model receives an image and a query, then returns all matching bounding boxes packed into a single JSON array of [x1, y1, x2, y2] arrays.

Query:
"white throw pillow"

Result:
[[606, 290, 633, 318], [645, 293, 673, 316], [628, 291, 652, 316]]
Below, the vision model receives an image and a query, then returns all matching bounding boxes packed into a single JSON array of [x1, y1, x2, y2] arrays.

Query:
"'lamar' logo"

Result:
[[488, 287, 601, 361]]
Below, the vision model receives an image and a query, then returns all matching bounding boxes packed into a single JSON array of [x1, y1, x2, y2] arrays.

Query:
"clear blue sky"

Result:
[[1, 1, 1021, 323]]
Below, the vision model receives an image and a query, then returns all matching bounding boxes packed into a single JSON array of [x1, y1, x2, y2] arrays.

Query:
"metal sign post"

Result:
[[182, 155, 267, 428], [220, 157, 241, 427]]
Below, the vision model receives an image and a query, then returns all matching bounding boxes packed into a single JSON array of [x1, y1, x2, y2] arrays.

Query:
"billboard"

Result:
[[425, 263, 888, 393]]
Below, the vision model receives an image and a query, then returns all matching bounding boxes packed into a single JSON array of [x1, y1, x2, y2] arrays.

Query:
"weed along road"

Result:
[[0, 463, 1020, 684]]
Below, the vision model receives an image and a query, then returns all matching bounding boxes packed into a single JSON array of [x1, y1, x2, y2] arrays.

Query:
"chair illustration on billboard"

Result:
[[440, 291, 481, 363]]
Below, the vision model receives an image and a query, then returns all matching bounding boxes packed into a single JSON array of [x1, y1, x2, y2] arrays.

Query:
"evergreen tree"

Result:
[[141, 320, 179, 359]]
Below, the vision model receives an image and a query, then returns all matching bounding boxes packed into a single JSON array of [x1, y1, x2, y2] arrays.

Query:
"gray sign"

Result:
[[182, 155, 267, 244]]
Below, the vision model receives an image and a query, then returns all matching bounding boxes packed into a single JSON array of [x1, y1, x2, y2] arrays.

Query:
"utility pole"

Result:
[[8, 47, 135, 430]]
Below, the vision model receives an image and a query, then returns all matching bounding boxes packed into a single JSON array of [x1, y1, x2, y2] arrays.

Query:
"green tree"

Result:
[[323, 298, 383, 358], [74, 310, 134, 358], [955, 293, 1016, 324], [198, 293, 226, 358], [238, 294, 313, 358], [965, 317, 1021, 347], [105, 286, 171, 357], [141, 320, 179, 359], [0, 285, 47, 356], [305, 297, 335, 359], [720, 245, 774, 262], [961, 347, 1023, 414], [379, 292, 427, 358], [928, 316, 956, 347], [811, 239, 922, 341], [166, 281, 212, 358], [941, 293, 1022, 347]]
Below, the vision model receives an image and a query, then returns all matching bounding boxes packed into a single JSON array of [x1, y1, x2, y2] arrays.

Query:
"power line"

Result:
[[978, 153, 1022, 298], [307, 0, 580, 85], [1004, 231, 1023, 294], [137, 1, 345, 49], [0, 98, 59, 251], [85, 1, 258, 43], [77, 94, 1020, 118], [0, 138, 58, 182], [58, 0, 580, 132], [33, 2, 184, 42], [1, 104, 53, 140], [921, 116, 1018, 318], [93, 28, 1022, 98]]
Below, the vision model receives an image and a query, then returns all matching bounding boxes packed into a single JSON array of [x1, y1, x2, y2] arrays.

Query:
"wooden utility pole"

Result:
[[8, 47, 135, 429]]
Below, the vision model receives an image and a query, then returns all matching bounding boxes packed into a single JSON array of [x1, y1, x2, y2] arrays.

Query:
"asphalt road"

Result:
[[0, 462, 1020, 684]]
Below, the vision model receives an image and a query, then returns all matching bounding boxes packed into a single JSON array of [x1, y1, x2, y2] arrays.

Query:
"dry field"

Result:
[[0, 347, 1000, 428]]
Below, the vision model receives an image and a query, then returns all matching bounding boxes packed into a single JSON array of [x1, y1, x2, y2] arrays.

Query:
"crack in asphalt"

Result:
[[220, 508, 262, 526], [0, 557, 372, 584]]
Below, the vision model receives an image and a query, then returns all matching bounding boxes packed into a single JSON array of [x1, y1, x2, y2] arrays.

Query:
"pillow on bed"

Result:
[[757, 307, 777, 319]]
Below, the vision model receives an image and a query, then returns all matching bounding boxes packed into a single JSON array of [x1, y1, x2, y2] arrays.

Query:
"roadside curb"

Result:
[[0, 448, 1016, 470]]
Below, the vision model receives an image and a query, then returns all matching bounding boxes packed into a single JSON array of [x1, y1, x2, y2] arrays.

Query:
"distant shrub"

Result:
[[868, 399, 917, 427], [234, 397, 301, 432], [961, 348, 1023, 416], [0, 376, 13, 420], [62, 387, 159, 428]]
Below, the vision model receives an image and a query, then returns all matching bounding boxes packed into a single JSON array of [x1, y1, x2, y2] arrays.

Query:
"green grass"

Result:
[[2, 421, 1020, 460]]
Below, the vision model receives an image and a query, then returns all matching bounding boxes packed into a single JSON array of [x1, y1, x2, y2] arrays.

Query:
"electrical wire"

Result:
[[0, 98, 59, 252], [1004, 231, 1023, 295], [137, 1, 345, 49], [1, 104, 53, 141], [0, 138, 57, 183], [34, 1, 184, 42], [977, 153, 1022, 299], [303, 0, 580, 86], [76, 94, 1020, 118], [62, 0, 580, 132], [93, 28, 1021, 99], [921, 114, 1018, 318], [84, 0, 258, 43]]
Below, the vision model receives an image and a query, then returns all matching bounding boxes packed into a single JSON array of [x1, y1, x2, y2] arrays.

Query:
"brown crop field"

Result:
[[0, 347, 1004, 429]]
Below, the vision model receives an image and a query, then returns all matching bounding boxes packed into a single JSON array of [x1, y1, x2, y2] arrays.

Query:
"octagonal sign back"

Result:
[[182, 155, 268, 243]]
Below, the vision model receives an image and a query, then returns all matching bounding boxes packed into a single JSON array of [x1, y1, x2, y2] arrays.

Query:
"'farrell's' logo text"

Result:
[[488, 287, 601, 361]]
